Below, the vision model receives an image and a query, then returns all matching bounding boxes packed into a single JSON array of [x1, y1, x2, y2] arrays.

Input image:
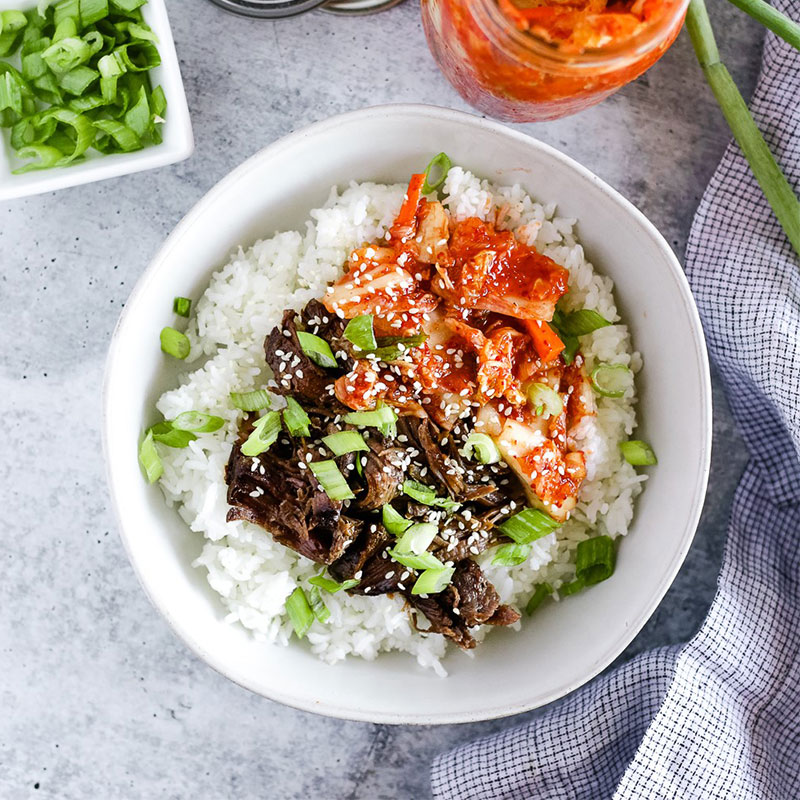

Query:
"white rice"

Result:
[[155, 167, 645, 676]]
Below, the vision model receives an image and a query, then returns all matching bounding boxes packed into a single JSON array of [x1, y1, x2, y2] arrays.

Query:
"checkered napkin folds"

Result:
[[431, 2, 800, 797]]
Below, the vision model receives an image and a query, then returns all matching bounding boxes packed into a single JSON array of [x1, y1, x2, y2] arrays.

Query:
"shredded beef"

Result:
[[356, 440, 404, 511], [225, 436, 359, 565], [348, 547, 403, 595], [223, 298, 530, 650], [329, 524, 389, 582], [264, 310, 345, 413], [405, 560, 519, 650], [399, 417, 511, 506]]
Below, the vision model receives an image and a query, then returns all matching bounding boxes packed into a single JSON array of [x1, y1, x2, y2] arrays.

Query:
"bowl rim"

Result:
[[103, 102, 712, 725]]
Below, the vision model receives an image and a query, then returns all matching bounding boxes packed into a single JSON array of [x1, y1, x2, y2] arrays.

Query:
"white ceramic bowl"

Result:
[[104, 104, 712, 724], [0, 0, 193, 202]]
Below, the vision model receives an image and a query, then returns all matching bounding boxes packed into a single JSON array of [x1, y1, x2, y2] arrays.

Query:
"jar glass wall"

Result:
[[421, 0, 689, 122]]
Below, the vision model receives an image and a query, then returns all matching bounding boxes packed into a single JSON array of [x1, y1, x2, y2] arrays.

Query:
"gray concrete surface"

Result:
[[1, 0, 761, 796]]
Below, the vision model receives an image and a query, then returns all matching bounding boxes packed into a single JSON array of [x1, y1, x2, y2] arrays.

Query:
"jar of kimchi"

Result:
[[421, 0, 688, 122]]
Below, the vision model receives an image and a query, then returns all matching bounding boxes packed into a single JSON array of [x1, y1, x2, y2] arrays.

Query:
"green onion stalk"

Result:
[[724, 0, 800, 50], [685, 0, 800, 259]]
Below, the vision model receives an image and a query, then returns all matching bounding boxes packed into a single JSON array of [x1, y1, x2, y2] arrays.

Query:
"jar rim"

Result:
[[473, 0, 690, 69]]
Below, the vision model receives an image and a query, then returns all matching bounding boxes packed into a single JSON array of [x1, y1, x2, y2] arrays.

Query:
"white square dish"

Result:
[[0, 0, 193, 202]]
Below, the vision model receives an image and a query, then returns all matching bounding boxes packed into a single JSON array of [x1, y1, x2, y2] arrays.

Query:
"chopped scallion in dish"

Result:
[[411, 566, 455, 595], [492, 543, 532, 566], [172, 297, 191, 317], [297, 331, 338, 369], [460, 432, 501, 464], [620, 440, 658, 465], [575, 535, 616, 585], [0, 0, 166, 172], [525, 583, 553, 615], [309, 459, 354, 501], [591, 363, 633, 397], [170, 411, 224, 433], [395, 522, 438, 555], [159, 326, 189, 359], [526, 383, 563, 418], [498, 508, 560, 544], [421, 151, 451, 194], [343, 314, 377, 351], [283, 397, 311, 437], [229, 389, 273, 412], [322, 430, 368, 456], [382, 504, 412, 536], [137, 428, 162, 483], [240, 411, 281, 457], [285, 587, 314, 638], [309, 574, 359, 593]]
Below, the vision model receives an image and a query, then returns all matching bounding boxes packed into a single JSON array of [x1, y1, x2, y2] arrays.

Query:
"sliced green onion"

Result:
[[148, 421, 195, 449], [13, 107, 94, 172], [491, 543, 531, 567], [12, 144, 62, 171], [402, 479, 459, 511], [560, 577, 585, 596], [308, 574, 359, 593], [561, 336, 581, 366], [42, 36, 92, 74], [343, 314, 377, 351], [686, 0, 800, 258], [2, 7, 166, 169], [575, 535, 616, 586], [498, 507, 559, 545], [283, 397, 311, 437], [460, 432, 501, 464], [92, 118, 142, 153], [110, 0, 146, 11], [307, 585, 330, 623], [79, 0, 109, 27], [138, 429, 162, 483], [411, 566, 455, 596], [553, 308, 611, 337], [296, 331, 337, 369], [620, 440, 658, 466], [322, 430, 368, 456], [123, 83, 149, 137], [170, 411, 224, 433], [382, 504, 412, 537], [369, 333, 427, 362], [591, 364, 633, 398], [229, 389, 273, 412], [240, 411, 281, 457], [172, 296, 191, 317], [309, 459, 354, 501], [117, 41, 160, 73], [525, 582, 553, 615], [387, 548, 445, 571], [343, 405, 398, 438], [527, 383, 564, 418], [395, 522, 438, 555], [285, 587, 314, 638], [159, 326, 190, 359], [58, 65, 98, 95], [0, 11, 26, 58], [421, 152, 452, 194]]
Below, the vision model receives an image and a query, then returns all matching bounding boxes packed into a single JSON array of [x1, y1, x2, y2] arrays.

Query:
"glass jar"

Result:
[[421, 0, 689, 122]]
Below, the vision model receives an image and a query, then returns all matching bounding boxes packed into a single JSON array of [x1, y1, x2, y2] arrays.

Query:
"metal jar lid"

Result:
[[207, 0, 329, 18], [207, 0, 404, 17]]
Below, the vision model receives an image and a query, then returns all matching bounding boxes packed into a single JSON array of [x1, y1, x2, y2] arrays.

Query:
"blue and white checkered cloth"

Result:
[[431, 3, 800, 796]]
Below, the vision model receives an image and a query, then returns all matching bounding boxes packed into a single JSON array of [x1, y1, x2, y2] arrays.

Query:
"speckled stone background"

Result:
[[1, 0, 761, 796]]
